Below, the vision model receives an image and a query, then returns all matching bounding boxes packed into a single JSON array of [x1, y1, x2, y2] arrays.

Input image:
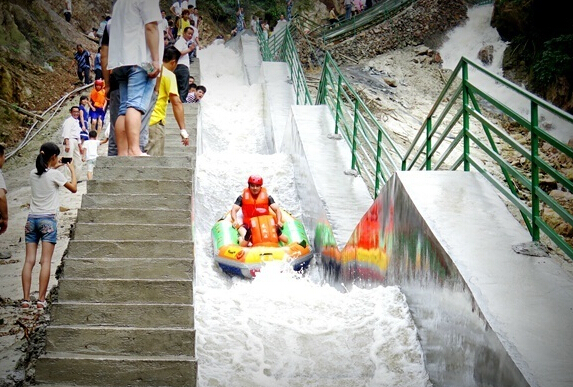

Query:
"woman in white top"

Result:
[[22, 142, 77, 310]]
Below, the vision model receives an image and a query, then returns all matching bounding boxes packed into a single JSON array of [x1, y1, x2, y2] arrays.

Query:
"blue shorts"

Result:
[[89, 107, 106, 121], [25, 214, 57, 244], [113, 65, 156, 116]]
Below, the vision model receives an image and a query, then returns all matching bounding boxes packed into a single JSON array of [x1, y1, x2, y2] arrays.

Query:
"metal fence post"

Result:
[[462, 61, 470, 171], [335, 73, 342, 135], [426, 117, 432, 170], [531, 102, 540, 241]]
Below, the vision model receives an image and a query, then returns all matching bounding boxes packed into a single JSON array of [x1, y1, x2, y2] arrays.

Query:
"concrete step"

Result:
[[67, 240, 193, 258], [86, 179, 192, 194], [57, 278, 193, 304], [73, 223, 192, 241], [164, 149, 195, 157], [163, 138, 197, 146], [161, 146, 197, 155], [76, 208, 190, 224], [96, 155, 192, 168], [62, 257, 192, 279], [94, 166, 193, 181], [50, 302, 194, 328], [80, 193, 191, 210], [35, 354, 197, 387], [45, 326, 195, 357]]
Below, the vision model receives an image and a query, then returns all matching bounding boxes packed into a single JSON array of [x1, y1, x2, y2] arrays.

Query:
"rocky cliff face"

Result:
[[0, 0, 111, 146], [491, 0, 573, 113]]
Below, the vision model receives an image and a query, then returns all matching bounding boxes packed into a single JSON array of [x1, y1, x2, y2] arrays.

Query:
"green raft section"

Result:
[[211, 210, 310, 251]]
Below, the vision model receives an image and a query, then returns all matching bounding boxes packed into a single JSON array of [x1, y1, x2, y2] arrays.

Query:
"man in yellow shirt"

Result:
[[145, 46, 190, 156]]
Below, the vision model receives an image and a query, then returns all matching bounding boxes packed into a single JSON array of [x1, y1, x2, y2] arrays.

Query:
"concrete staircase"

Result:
[[35, 67, 200, 386]]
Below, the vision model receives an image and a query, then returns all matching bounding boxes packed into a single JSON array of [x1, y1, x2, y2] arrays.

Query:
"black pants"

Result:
[[174, 64, 190, 103], [77, 66, 90, 85], [64, 11, 71, 22]]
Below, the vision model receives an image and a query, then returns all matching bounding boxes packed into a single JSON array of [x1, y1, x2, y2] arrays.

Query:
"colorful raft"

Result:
[[211, 209, 313, 278]]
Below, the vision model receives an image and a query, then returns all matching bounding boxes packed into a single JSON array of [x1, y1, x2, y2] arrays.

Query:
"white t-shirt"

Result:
[[107, 0, 163, 70], [190, 25, 199, 42], [61, 115, 81, 141], [174, 36, 191, 68], [82, 139, 100, 161], [29, 169, 68, 215], [160, 17, 169, 32], [171, 1, 188, 16]]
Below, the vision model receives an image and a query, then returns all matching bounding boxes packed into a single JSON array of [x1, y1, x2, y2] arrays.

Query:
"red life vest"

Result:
[[242, 187, 269, 225]]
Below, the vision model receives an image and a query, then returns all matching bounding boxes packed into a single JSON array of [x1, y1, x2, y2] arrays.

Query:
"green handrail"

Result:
[[258, 22, 313, 106], [254, 16, 573, 261], [319, 0, 416, 44], [402, 56, 573, 259], [316, 51, 404, 195]]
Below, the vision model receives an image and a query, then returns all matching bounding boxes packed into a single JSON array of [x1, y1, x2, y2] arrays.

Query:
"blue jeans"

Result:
[[345, 4, 352, 20], [113, 65, 156, 116], [25, 215, 57, 244]]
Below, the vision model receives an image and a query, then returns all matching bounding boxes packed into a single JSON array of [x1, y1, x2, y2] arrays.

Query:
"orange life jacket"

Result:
[[242, 187, 269, 225]]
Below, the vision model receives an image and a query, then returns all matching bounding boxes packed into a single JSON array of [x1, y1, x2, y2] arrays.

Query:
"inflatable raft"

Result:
[[211, 209, 313, 278]]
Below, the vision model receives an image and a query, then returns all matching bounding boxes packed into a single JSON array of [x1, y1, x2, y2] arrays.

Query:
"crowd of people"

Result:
[[67, 0, 206, 162], [11, 0, 212, 312]]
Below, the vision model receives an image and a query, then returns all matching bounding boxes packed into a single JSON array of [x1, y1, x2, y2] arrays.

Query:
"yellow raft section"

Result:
[[211, 209, 313, 278]]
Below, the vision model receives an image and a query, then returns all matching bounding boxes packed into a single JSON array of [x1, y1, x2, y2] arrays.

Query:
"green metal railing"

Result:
[[316, 51, 403, 196], [402, 57, 573, 259], [319, 0, 415, 44], [254, 17, 573, 261], [257, 22, 312, 105]]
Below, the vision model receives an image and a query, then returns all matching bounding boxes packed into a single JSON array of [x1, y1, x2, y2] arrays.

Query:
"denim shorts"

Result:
[[113, 65, 156, 116], [25, 214, 57, 244]]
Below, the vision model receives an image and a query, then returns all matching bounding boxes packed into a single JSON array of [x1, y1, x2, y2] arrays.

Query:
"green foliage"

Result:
[[509, 35, 536, 61], [533, 35, 573, 87], [200, 0, 235, 31], [205, 0, 314, 31]]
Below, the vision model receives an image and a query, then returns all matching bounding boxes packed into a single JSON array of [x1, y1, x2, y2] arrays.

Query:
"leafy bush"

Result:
[[533, 34, 573, 87]]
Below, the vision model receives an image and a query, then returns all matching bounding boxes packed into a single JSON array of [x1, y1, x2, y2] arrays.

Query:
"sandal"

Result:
[[21, 300, 31, 309], [36, 300, 48, 310]]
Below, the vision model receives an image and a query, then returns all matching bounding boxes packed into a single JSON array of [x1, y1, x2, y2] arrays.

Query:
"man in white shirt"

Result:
[[170, 0, 188, 17], [174, 26, 196, 102], [61, 106, 83, 179], [160, 10, 169, 33], [190, 7, 199, 28], [189, 19, 200, 61], [107, 0, 163, 156]]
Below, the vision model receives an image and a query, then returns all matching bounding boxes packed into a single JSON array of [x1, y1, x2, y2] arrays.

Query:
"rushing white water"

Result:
[[194, 41, 430, 387], [439, 5, 572, 143]]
